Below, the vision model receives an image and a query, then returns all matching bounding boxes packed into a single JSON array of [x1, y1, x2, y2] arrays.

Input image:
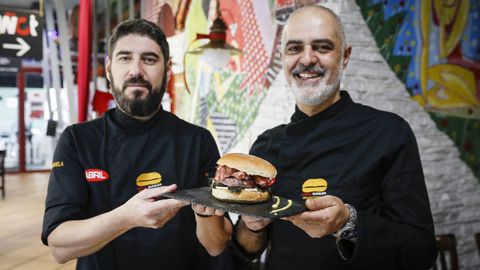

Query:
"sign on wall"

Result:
[[0, 56, 21, 72], [0, 8, 43, 60]]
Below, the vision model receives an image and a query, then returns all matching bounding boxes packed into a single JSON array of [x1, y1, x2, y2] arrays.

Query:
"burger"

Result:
[[211, 153, 277, 203]]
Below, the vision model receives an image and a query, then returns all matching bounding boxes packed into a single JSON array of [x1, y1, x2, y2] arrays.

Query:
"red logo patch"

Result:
[[85, 169, 109, 182]]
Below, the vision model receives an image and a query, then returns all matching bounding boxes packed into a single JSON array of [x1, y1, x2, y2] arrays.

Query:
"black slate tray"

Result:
[[162, 187, 307, 218]]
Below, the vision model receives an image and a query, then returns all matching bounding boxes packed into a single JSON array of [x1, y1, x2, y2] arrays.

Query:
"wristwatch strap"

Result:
[[333, 203, 357, 241]]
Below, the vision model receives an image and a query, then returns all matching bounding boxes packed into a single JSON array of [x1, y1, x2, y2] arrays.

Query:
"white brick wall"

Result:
[[231, 1, 480, 268]]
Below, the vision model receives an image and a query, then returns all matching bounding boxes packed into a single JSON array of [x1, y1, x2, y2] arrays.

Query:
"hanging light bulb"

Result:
[[200, 47, 232, 70]]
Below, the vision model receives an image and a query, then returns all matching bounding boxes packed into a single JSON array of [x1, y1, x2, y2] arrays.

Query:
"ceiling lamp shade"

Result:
[[187, 9, 241, 70]]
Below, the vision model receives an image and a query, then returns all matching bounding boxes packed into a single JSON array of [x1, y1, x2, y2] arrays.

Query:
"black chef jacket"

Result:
[[42, 107, 221, 270], [249, 91, 436, 270]]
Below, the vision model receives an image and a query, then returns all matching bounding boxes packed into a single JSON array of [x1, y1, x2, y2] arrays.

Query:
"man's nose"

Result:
[[128, 60, 145, 77], [299, 46, 318, 66]]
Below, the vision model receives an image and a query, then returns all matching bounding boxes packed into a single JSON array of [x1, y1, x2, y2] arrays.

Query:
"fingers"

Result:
[[191, 204, 225, 216], [214, 209, 226, 216], [192, 203, 214, 216], [281, 212, 329, 238], [191, 203, 204, 213], [281, 213, 299, 222], [148, 198, 189, 219], [281, 210, 319, 226], [281, 201, 348, 238], [281, 212, 312, 225], [139, 184, 178, 200], [305, 195, 340, 210], [123, 185, 189, 229], [153, 198, 189, 210], [147, 199, 188, 228]]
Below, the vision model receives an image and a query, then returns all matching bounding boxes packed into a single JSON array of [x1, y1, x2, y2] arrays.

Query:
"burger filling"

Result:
[[212, 165, 273, 192]]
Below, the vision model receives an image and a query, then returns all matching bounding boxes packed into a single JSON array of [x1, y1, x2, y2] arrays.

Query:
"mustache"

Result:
[[292, 64, 327, 76], [122, 76, 152, 91]]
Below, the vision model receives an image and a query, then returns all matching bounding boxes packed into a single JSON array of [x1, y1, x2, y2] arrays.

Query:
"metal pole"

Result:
[[117, 0, 122, 23], [92, 0, 98, 110], [45, 0, 64, 126], [54, 0, 77, 123], [140, 0, 145, 18], [105, 0, 111, 42], [17, 69, 26, 172], [129, 0, 134, 19], [41, 31, 53, 118]]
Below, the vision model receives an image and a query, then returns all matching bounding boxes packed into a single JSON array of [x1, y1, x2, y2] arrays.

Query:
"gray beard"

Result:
[[289, 67, 343, 106]]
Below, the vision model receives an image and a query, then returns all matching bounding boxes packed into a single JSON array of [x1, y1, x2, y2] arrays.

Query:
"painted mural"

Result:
[[179, 0, 326, 154], [181, 0, 273, 153], [356, 0, 480, 180]]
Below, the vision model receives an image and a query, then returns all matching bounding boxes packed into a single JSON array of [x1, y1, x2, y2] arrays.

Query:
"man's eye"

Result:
[[118, 56, 130, 62], [286, 46, 301, 54], [314, 45, 333, 52], [144, 58, 158, 65]]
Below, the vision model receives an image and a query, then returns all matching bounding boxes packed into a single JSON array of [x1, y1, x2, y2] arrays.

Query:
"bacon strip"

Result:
[[213, 165, 272, 189]]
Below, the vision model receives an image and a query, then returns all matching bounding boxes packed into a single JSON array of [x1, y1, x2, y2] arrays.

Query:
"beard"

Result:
[[110, 72, 166, 117], [288, 62, 343, 106]]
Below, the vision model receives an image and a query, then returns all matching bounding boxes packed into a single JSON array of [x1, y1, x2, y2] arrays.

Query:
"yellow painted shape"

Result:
[[269, 199, 292, 215], [427, 64, 478, 108], [272, 196, 280, 209], [434, 0, 469, 58], [412, 94, 426, 107]]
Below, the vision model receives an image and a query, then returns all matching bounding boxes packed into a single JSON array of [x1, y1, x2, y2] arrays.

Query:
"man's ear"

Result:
[[342, 45, 352, 69], [105, 56, 112, 82], [166, 57, 172, 78]]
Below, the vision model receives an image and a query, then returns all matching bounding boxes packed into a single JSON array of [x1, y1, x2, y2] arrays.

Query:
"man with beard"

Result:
[[231, 5, 437, 270], [42, 19, 232, 270]]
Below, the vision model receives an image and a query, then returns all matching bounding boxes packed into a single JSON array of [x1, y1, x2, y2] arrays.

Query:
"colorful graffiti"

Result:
[[356, 0, 480, 180], [181, 0, 273, 153], [180, 0, 326, 154]]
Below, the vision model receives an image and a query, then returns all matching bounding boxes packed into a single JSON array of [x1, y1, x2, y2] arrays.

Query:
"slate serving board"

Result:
[[162, 187, 307, 218]]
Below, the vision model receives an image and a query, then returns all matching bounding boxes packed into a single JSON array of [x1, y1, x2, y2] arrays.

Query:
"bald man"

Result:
[[232, 5, 437, 270]]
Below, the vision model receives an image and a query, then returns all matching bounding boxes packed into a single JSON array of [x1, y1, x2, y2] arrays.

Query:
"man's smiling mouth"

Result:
[[292, 65, 327, 80], [294, 72, 323, 80]]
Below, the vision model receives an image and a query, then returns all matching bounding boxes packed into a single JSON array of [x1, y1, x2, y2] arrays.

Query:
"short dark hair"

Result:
[[107, 19, 170, 63]]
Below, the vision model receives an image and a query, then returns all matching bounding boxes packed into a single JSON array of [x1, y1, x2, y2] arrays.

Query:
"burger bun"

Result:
[[217, 153, 276, 179], [211, 186, 270, 203]]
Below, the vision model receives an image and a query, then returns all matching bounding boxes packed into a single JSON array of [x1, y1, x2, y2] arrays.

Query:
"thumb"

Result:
[[155, 198, 189, 209], [305, 196, 333, 210], [281, 212, 301, 222], [141, 184, 178, 199]]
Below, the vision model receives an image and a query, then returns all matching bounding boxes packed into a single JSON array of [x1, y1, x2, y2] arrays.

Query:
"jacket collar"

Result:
[[291, 90, 352, 123]]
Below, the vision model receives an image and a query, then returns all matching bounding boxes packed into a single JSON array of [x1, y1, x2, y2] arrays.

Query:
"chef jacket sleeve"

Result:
[[41, 127, 90, 245], [343, 119, 437, 270]]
